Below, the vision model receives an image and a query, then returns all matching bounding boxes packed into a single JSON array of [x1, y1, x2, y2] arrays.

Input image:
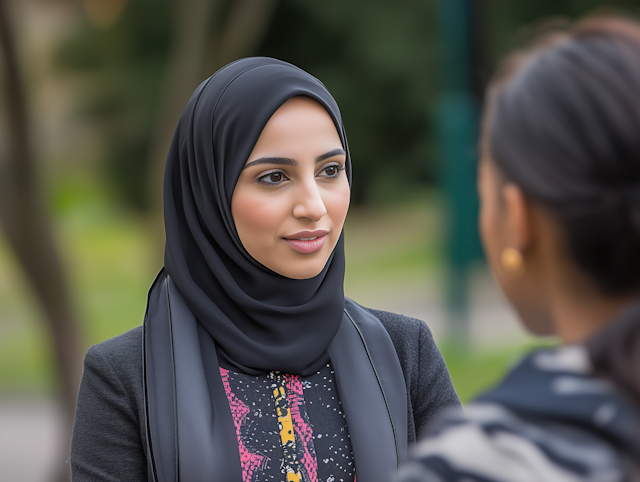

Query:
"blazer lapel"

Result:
[[328, 298, 408, 482]]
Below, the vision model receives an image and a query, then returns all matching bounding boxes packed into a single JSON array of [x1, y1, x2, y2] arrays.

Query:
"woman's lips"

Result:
[[283, 233, 328, 254]]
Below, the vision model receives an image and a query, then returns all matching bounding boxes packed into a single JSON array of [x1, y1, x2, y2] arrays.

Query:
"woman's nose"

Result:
[[292, 180, 327, 221]]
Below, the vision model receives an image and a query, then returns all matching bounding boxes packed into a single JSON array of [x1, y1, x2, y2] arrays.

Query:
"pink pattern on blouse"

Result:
[[219, 367, 268, 481], [286, 374, 318, 482]]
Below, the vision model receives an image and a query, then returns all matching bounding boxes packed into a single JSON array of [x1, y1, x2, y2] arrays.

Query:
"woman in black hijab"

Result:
[[70, 57, 460, 482]]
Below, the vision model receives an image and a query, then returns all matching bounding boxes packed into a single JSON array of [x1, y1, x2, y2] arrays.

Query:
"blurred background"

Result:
[[0, 0, 635, 480]]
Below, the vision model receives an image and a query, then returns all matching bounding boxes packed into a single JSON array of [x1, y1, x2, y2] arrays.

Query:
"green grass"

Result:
[[441, 341, 554, 403], [0, 191, 541, 400], [343, 192, 444, 295], [0, 203, 157, 392]]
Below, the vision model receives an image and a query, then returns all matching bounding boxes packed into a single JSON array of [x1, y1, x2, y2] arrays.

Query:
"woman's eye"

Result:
[[257, 171, 286, 185], [319, 164, 343, 178]]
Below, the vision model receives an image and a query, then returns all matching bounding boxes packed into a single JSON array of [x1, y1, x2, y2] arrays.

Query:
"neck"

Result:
[[549, 286, 634, 344]]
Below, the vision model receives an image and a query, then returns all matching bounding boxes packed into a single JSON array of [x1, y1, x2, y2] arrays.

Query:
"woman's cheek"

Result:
[[233, 191, 284, 245], [326, 182, 351, 229]]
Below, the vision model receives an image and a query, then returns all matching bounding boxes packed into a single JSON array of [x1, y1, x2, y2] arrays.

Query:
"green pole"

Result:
[[434, 0, 483, 348]]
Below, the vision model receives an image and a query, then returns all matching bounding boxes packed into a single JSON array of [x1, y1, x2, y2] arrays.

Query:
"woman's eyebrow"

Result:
[[244, 157, 297, 169], [316, 148, 346, 163], [243, 148, 345, 169]]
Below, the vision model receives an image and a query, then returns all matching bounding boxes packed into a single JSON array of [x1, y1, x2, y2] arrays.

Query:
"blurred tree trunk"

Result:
[[209, 0, 279, 68], [0, 1, 83, 480], [146, 0, 223, 264], [147, 0, 279, 263]]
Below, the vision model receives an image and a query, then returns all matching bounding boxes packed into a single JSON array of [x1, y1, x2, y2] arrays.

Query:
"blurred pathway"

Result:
[[0, 397, 65, 482], [346, 267, 533, 347]]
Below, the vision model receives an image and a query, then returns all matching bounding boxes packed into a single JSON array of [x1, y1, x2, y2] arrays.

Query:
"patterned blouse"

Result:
[[220, 362, 356, 482], [398, 346, 640, 482]]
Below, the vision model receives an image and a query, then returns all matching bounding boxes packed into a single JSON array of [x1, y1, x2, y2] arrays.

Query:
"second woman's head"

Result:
[[478, 17, 640, 340]]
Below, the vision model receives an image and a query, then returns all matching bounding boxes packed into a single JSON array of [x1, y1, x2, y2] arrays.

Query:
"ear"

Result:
[[502, 183, 534, 253]]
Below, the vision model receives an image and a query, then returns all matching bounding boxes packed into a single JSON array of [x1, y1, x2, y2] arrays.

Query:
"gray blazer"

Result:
[[70, 308, 460, 481]]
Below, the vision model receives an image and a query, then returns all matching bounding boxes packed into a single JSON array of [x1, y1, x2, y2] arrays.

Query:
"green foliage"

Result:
[[54, 0, 172, 211], [53, 0, 441, 209], [482, 0, 640, 70], [51, 0, 640, 211]]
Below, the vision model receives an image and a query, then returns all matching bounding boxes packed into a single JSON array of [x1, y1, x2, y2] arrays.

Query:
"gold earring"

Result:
[[501, 247, 525, 277]]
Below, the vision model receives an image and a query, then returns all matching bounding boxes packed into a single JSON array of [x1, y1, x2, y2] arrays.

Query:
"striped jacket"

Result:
[[399, 345, 640, 482]]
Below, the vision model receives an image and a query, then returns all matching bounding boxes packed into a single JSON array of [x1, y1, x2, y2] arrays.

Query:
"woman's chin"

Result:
[[276, 265, 326, 280], [268, 256, 330, 280]]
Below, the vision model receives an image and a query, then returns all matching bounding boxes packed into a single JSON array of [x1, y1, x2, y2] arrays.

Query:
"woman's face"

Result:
[[231, 96, 350, 279], [478, 154, 555, 336]]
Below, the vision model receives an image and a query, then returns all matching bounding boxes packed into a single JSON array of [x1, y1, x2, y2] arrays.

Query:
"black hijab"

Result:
[[163, 57, 351, 375], [144, 58, 407, 482]]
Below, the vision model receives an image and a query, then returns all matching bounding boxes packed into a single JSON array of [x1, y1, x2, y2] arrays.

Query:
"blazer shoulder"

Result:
[[357, 304, 442, 382], [89, 324, 142, 356], [362, 306, 433, 352], [345, 298, 434, 363], [85, 325, 143, 385]]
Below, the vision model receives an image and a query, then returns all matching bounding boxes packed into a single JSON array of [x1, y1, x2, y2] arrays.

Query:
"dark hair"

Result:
[[484, 16, 640, 408]]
